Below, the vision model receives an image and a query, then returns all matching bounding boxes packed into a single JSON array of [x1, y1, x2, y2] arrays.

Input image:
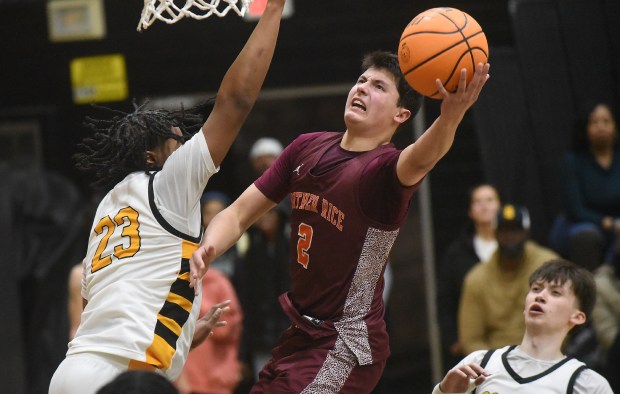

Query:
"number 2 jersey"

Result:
[[254, 131, 420, 365], [67, 130, 218, 380]]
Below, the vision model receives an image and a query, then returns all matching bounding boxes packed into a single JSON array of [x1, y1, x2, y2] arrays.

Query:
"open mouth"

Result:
[[529, 304, 543, 314], [351, 99, 366, 112]]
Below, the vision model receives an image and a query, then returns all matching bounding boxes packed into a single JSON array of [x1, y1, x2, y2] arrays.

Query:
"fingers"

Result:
[[212, 300, 232, 309], [435, 78, 448, 97], [459, 363, 490, 380], [189, 245, 217, 295]]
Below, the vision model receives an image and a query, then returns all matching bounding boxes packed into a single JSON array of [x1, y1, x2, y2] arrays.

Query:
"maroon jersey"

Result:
[[254, 132, 418, 365]]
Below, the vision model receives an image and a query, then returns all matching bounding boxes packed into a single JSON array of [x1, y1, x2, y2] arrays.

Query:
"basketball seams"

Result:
[[398, 7, 488, 98], [400, 30, 484, 75]]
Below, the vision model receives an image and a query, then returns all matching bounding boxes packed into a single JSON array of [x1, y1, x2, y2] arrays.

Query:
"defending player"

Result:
[[433, 259, 612, 394], [49, 1, 285, 393], [190, 53, 490, 392]]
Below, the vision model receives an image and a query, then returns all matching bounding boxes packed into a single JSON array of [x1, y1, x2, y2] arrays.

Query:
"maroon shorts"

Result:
[[250, 325, 387, 394]]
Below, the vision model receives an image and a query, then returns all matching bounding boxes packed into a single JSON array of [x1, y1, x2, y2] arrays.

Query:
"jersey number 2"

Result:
[[92, 207, 141, 273], [296, 223, 313, 269]]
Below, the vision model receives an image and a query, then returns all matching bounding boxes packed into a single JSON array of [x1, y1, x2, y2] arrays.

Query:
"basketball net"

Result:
[[138, 0, 253, 31]]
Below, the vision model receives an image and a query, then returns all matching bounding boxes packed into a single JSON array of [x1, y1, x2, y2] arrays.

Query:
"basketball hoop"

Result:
[[138, 0, 253, 31]]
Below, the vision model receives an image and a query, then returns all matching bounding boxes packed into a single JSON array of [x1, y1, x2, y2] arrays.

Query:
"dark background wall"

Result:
[[1, 0, 619, 393]]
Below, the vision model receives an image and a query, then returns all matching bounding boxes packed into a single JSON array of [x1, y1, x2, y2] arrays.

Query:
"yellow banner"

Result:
[[70, 54, 128, 104]]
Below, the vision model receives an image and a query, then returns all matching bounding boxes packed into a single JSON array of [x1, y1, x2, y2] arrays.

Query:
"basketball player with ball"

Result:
[[190, 7, 490, 394]]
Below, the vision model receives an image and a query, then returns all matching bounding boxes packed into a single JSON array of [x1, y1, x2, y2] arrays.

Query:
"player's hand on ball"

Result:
[[437, 62, 490, 119]]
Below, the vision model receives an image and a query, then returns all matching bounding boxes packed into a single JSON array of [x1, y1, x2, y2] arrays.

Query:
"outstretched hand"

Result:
[[436, 62, 490, 121], [189, 245, 216, 295], [439, 362, 489, 393], [191, 300, 231, 349]]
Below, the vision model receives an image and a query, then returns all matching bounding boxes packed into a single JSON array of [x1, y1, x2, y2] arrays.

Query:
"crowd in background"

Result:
[[437, 101, 620, 392], [5, 100, 618, 393]]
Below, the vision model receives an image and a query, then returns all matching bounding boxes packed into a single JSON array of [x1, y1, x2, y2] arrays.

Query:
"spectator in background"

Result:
[[200, 191, 248, 279], [249, 137, 284, 175], [437, 183, 501, 369], [551, 101, 620, 271], [459, 204, 558, 355], [176, 272, 243, 394], [591, 229, 620, 392], [239, 139, 290, 381], [97, 371, 178, 394]]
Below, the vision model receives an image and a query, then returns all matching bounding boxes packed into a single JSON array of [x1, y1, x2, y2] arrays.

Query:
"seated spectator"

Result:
[[459, 204, 558, 354], [437, 183, 501, 369], [550, 101, 620, 271]]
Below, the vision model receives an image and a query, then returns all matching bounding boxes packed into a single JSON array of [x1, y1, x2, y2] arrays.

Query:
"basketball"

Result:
[[398, 7, 488, 99]]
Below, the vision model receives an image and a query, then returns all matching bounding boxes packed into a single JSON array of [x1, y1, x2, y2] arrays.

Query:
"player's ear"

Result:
[[145, 150, 157, 168], [569, 310, 586, 327], [394, 108, 411, 124]]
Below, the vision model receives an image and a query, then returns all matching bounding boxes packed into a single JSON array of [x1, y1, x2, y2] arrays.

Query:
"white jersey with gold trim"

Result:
[[67, 131, 218, 380]]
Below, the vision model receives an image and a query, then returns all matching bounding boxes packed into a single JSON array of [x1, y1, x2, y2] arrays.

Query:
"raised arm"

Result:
[[397, 63, 490, 186], [202, 0, 285, 167], [189, 184, 276, 292]]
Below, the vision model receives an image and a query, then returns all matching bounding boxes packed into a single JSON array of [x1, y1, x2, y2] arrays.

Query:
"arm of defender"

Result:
[[202, 0, 286, 167], [189, 184, 276, 292], [396, 63, 490, 187]]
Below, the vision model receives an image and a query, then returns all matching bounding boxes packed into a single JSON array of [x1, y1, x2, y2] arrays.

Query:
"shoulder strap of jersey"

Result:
[[566, 365, 588, 394], [480, 348, 497, 368], [471, 349, 497, 394]]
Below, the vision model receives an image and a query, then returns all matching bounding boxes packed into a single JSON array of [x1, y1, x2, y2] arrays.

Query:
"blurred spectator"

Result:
[[459, 204, 558, 354], [437, 183, 501, 369], [235, 137, 291, 383], [97, 371, 178, 394], [237, 204, 291, 381], [200, 191, 248, 279], [550, 101, 620, 271], [176, 269, 243, 394], [249, 137, 283, 175], [591, 230, 620, 392]]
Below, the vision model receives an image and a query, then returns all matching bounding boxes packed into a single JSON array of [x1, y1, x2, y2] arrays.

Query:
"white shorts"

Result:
[[49, 353, 130, 394]]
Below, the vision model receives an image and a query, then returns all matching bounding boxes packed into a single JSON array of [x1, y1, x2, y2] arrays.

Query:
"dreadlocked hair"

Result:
[[73, 99, 213, 192]]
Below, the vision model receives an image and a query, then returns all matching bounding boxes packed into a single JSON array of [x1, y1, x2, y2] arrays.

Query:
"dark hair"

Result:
[[74, 99, 212, 192], [361, 51, 423, 119], [570, 101, 618, 152], [529, 259, 596, 321], [96, 371, 178, 394], [468, 182, 501, 206]]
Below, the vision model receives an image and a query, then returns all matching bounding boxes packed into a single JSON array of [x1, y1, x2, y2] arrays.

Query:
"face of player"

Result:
[[468, 185, 500, 226], [147, 126, 183, 168], [524, 279, 585, 333], [344, 67, 408, 132], [587, 104, 617, 150]]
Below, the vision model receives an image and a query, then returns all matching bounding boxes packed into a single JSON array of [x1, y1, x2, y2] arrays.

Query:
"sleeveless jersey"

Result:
[[67, 131, 217, 380], [474, 345, 587, 394], [256, 132, 416, 365]]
